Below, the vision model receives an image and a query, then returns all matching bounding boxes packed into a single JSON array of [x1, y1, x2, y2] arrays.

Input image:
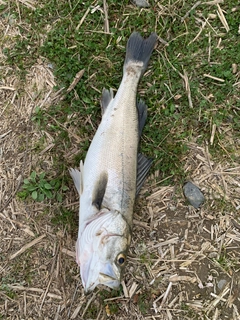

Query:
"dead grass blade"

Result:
[[66, 69, 85, 93], [9, 234, 46, 260], [103, 0, 110, 33], [181, 1, 202, 22], [216, 4, 230, 32]]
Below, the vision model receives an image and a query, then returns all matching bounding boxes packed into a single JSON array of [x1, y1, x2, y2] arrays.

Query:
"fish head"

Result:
[[76, 209, 131, 293]]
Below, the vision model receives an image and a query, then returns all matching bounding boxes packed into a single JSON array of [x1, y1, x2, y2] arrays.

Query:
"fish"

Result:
[[70, 32, 158, 293]]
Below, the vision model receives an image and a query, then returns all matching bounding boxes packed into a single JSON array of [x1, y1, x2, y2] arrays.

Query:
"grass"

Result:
[[51, 208, 76, 230], [0, 277, 17, 299], [1, 0, 240, 319], [3, 0, 239, 179]]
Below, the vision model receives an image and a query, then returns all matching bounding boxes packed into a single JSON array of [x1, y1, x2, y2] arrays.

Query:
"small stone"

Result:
[[217, 279, 228, 290], [183, 181, 205, 208], [208, 251, 218, 259], [131, 0, 150, 8]]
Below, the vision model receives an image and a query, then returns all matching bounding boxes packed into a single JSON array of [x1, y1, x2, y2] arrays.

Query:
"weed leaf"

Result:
[[44, 183, 53, 189], [32, 191, 38, 200]]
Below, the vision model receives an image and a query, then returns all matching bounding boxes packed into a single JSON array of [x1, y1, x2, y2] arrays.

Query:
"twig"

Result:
[[188, 18, 208, 45], [0, 86, 16, 90], [183, 69, 193, 108], [181, 1, 202, 22], [202, 0, 224, 4], [68, 281, 80, 318], [203, 73, 225, 82], [40, 275, 54, 310], [10, 234, 46, 260], [66, 69, 85, 93], [206, 286, 230, 314], [210, 123, 216, 145], [164, 51, 193, 108], [19, 0, 36, 10], [76, 7, 90, 30], [0, 130, 12, 139], [103, 0, 110, 33], [61, 248, 75, 258], [81, 292, 97, 317], [216, 3, 229, 32], [7, 285, 62, 299], [208, 31, 211, 63], [160, 282, 173, 308]]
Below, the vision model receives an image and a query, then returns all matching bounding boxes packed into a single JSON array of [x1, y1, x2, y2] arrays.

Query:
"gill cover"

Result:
[[77, 210, 130, 293]]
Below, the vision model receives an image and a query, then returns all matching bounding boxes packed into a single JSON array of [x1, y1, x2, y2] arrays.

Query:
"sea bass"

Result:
[[70, 32, 157, 293]]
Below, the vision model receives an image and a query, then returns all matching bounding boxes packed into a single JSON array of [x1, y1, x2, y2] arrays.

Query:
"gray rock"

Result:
[[183, 181, 205, 208], [217, 279, 228, 290], [131, 0, 150, 8]]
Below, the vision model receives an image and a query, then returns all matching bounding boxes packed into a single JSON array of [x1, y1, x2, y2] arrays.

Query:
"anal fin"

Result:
[[137, 99, 147, 138], [101, 88, 114, 114]]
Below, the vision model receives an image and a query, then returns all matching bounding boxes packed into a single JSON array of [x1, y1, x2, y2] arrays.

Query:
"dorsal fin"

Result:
[[137, 99, 147, 137], [100, 88, 114, 114], [79, 160, 84, 194], [136, 153, 153, 195], [92, 171, 108, 210], [69, 160, 84, 195]]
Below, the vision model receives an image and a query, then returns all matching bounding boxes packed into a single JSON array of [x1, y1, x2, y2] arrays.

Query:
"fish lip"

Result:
[[99, 272, 116, 281], [82, 260, 121, 293], [83, 273, 120, 295], [99, 272, 120, 289], [99, 272, 120, 285]]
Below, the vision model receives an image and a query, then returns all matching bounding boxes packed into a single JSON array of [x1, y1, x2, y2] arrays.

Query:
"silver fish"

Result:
[[70, 32, 157, 293]]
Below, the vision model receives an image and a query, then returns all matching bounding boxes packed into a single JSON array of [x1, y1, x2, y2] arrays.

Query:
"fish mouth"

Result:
[[99, 272, 120, 288], [84, 273, 120, 295], [82, 259, 120, 294]]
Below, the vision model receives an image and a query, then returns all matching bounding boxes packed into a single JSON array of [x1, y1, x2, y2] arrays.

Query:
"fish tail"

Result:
[[124, 32, 158, 77]]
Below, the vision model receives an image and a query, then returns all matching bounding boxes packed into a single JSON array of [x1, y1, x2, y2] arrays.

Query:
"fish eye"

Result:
[[117, 253, 126, 266]]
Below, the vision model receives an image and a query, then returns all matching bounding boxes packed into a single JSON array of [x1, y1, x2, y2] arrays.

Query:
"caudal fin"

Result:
[[124, 32, 158, 76]]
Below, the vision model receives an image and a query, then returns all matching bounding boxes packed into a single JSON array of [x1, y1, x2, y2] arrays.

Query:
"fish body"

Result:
[[70, 32, 157, 293]]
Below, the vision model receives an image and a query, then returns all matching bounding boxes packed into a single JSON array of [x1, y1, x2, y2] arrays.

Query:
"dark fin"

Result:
[[124, 32, 158, 76], [136, 153, 153, 195], [92, 172, 108, 210], [101, 88, 114, 115], [137, 99, 147, 137]]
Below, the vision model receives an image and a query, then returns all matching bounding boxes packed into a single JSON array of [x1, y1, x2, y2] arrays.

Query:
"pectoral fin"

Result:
[[136, 153, 153, 195], [92, 171, 108, 210]]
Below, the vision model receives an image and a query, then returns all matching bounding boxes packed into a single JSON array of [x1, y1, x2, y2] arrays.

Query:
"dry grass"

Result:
[[1, 0, 240, 319]]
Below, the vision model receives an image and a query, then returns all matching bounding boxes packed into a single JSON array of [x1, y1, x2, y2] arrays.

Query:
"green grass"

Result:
[[51, 208, 76, 230], [0, 276, 17, 299], [2, 0, 239, 224], [3, 0, 238, 212]]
